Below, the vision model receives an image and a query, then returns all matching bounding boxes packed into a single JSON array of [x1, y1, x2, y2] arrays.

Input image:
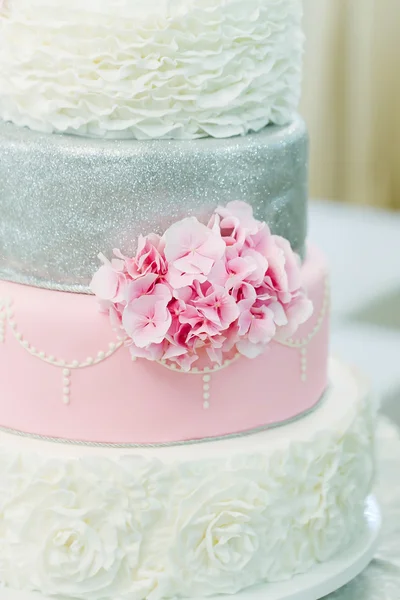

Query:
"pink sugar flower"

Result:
[[164, 217, 225, 288], [236, 310, 274, 359], [135, 234, 166, 276], [109, 304, 124, 335], [123, 293, 172, 348], [125, 273, 158, 302], [216, 201, 260, 235], [92, 200, 314, 371], [275, 294, 314, 341], [209, 212, 246, 251], [239, 249, 268, 287], [244, 223, 271, 256], [192, 283, 239, 331], [129, 341, 164, 363], [209, 256, 258, 290], [205, 335, 226, 365], [90, 253, 127, 303], [263, 235, 302, 301]]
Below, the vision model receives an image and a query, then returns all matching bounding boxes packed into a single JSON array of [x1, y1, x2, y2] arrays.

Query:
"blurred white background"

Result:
[[301, 1, 400, 422]]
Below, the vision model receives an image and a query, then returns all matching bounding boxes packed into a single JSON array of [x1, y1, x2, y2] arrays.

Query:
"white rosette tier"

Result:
[[0, 359, 375, 600], [0, 0, 303, 139]]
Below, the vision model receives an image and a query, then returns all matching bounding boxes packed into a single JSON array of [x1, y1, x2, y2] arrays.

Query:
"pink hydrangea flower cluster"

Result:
[[91, 202, 313, 371]]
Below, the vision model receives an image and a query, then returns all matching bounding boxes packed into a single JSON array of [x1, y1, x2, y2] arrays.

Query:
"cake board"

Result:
[[0, 496, 381, 600]]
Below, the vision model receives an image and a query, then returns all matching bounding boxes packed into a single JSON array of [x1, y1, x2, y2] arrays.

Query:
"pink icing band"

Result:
[[0, 246, 329, 445]]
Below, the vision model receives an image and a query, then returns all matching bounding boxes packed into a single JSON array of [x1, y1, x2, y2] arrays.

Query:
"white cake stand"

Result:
[[1, 496, 381, 600]]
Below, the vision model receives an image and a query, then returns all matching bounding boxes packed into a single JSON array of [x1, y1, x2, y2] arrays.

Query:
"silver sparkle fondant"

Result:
[[0, 116, 308, 293]]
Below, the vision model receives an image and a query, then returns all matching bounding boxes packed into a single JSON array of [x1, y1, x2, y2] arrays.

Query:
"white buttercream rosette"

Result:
[[0, 383, 375, 600], [0, 456, 166, 600], [170, 474, 269, 596]]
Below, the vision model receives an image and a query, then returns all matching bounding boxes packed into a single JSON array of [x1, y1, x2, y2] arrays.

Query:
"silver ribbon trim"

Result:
[[0, 389, 327, 448]]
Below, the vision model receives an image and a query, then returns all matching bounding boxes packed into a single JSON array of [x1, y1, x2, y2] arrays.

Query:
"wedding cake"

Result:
[[0, 1, 375, 599]]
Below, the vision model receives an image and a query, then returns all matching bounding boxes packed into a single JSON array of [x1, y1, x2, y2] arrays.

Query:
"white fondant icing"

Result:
[[0, 0, 303, 139], [0, 359, 375, 599]]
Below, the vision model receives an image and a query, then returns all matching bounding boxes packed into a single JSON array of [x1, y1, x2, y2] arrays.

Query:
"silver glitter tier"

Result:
[[0, 116, 308, 293]]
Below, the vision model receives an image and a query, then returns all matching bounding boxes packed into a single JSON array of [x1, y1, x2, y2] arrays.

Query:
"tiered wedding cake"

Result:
[[0, 1, 375, 599]]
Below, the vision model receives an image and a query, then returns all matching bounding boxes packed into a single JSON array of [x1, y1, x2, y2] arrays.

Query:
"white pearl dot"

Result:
[[203, 401, 210, 410], [203, 366, 210, 372], [72, 360, 79, 368], [48, 355, 55, 362], [300, 348, 307, 355], [63, 387, 70, 395], [86, 357, 93, 365], [203, 392, 210, 401], [97, 351, 105, 360], [63, 377, 70, 386], [301, 374, 307, 382], [63, 368, 70, 376], [39, 351, 45, 359], [63, 395, 70, 405], [22, 340, 29, 348], [203, 375, 211, 383], [109, 342, 116, 351], [203, 383, 210, 391]]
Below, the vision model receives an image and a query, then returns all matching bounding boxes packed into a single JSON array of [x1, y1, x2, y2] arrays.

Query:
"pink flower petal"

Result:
[[123, 295, 171, 348], [236, 339, 266, 359], [129, 342, 164, 362], [166, 264, 207, 289], [248, 307, 276, 345], [90, 264, 126, 303], [164, 217, 225, 283], [126, 273, 158, 302], [217, 201, 260, 234]]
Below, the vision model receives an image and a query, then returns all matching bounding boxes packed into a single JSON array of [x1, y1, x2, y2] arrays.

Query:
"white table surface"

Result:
[[309, 200, 400, 415]]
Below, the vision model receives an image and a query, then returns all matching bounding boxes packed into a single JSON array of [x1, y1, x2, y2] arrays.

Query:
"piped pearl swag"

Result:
[[279, 278, 330, 383], [0, 298, 124, 405], [0, 282, 328, 408]]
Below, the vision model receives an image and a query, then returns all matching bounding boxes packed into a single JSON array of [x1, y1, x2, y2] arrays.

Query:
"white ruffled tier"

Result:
[[0, 0, 303, 139]]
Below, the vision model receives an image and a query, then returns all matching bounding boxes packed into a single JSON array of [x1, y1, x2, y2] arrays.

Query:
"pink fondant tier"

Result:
[[0, 246, 329, 445]]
